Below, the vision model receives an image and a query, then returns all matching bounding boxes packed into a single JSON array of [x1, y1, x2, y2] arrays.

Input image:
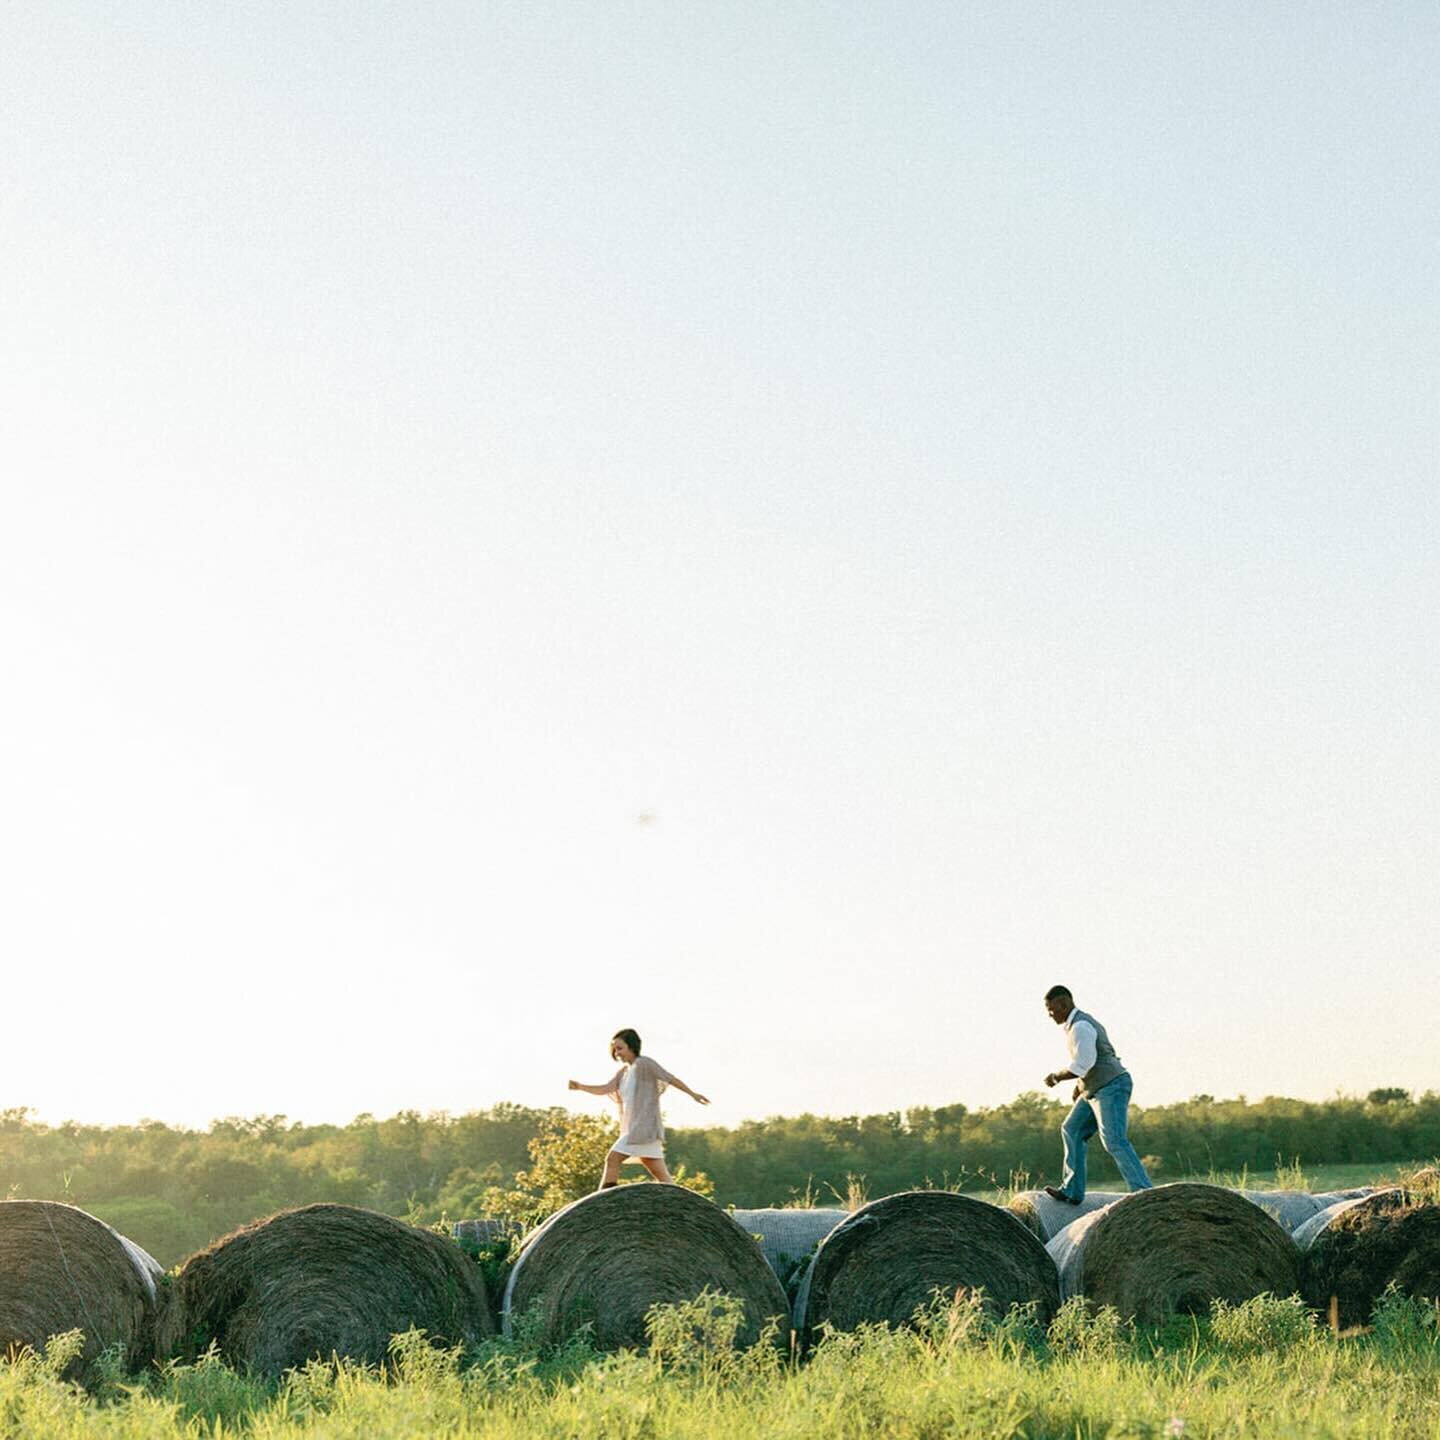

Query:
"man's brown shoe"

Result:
[[1043, 1186, 1079, 1204]]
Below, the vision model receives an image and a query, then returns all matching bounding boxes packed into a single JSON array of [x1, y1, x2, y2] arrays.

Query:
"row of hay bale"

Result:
[[741, 1183, 1440, 1339], [1005, 1184, 1383, 1244], [5, 1181, 1437, 1382], [501, 1186, 1063, 1352], [1012, 1183, 1440, 1329], [0, 1200, 494, 1383], [0, 1189, 1057, 1374]]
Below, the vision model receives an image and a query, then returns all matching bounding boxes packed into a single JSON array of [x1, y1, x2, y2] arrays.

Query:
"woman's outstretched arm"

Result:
[[568, 1070, 622, 1097], [641, 1056, 710, 1106], [665, 1075, 710, 1106]]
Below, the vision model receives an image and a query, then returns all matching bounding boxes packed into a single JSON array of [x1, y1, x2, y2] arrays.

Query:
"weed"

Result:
[[828, 1173, 869, 1211], [388, 1327, 464, 1386], [1208, 1293, 1315, 1355], [155, 1343, 270, 1428], [912, 1286, 991, 1351], [1048, 1296, 1131, 1359], [38, 1329, 86, 1380], [1370, 1285, 1440, 1355], [1272, 1155, 1309, 1191], [645, 1288, 747, 1375]]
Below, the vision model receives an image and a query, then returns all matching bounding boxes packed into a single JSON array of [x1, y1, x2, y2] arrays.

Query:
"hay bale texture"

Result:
[[502, 1184, 789, 1351], [729, 1208, 849, 1282], [794, 1192, 1060, 1345], [1046, 1183, 1300, 1325], [0, 1201, 164, 1380], [1294, 1189, 1440, 1328], [161, 1203, 493, 1376], [1006, 1190, 1125, 1242]]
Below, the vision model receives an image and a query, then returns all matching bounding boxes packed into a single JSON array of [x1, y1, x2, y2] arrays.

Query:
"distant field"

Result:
[[1193, 1160, 1416, 1192], [975, 1158, 1425, 1206]]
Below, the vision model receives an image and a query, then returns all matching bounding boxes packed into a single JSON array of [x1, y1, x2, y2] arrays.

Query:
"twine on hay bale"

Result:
[[1046, 1183, 1300, 1325], [0, 1200, 164, 1382], [502, 1184, 789, 1352], [1294, 1189, 1440, 1329], [160, 1203, 494, 1377], [729, 1208, 849, 1280], [1236, 1190, 1327, 1235], [1006, 1190, 1125, 1242], [793, 1191, 1061, 1345]]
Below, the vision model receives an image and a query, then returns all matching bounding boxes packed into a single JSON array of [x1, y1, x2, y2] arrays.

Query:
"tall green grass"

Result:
[[1, 1288, 1437, 1438]]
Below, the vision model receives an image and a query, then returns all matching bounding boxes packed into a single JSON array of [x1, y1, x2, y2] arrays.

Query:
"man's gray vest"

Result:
[[1069, 1008, 1129, 1097]]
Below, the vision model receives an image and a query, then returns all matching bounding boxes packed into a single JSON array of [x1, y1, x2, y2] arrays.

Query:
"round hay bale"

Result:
[[161, 1203, 494, 1376], [0, 1200, 164, 1381], [1006, 1190, 1125, 1242], [1236, 1189, 1326, 1235], [502, 1184, 789, 1352], [729, 1208, 849, 1281], [1295, 1189, 1440, 1328], [793, 1192, 1060, 1345], [1046, 1183, 1300, 1325]]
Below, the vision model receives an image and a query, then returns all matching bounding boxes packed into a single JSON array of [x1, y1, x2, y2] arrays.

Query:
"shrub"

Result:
[[481, 1113, 716, 1229], [1208, 1293, 1314, 1355], [911, 1286, 991, 1351], [155, 1344, 270, 1428], [645, 1290, 754, 1376], [1047, 1296, 1130, 1359], [1370, 1284, 1440, 1355]]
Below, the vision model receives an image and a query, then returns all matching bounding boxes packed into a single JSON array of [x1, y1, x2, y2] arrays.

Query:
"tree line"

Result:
[[2, 1088, 1435, 1267]]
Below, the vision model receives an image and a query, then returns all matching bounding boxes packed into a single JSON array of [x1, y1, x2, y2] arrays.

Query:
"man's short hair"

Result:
[[1044, 984, 1072, 1002]]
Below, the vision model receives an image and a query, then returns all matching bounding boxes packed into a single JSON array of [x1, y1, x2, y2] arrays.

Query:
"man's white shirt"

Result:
[[1064, 1012, 1097, 1078]]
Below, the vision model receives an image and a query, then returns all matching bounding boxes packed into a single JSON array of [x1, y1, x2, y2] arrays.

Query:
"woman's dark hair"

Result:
[[612, 1028, 642, 1056]]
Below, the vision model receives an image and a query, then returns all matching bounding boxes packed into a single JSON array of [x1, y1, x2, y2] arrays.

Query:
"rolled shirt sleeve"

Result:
[[1067, 1020, 1097, 1078]]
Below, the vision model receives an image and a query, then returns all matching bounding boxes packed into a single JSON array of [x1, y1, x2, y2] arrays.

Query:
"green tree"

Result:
[[482, 1111, 714, 1227], [1368, 1088, 1412, 1106]]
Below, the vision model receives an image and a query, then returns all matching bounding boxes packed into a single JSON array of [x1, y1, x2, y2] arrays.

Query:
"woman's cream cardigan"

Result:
[[599, 1055, 676, 1146]]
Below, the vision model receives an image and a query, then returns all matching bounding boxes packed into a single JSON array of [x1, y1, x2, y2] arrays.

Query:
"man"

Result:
[[1042, 984, 1152, 1203]]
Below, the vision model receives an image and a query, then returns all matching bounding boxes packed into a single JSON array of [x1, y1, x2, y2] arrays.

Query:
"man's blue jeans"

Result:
[[1059, 1073, 1152, 1200]]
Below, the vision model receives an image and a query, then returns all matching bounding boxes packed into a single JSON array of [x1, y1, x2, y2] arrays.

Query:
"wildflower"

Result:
[[1165, 1420, 1185, 1438]]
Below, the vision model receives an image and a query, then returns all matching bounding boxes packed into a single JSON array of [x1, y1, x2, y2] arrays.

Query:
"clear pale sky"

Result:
[[2, 3, 1435, 1132]]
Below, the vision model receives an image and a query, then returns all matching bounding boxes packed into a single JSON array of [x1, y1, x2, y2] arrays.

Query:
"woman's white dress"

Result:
[[614, 1064, 666, 1159]]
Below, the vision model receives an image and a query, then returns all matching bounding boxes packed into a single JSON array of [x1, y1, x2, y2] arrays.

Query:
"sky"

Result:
[[2, 2, 1436, 1133]]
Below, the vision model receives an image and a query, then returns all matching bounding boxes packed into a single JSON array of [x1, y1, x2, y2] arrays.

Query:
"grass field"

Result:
[[5, 1288, 1440, 1439], [1187, 1161, 1416, 1193]]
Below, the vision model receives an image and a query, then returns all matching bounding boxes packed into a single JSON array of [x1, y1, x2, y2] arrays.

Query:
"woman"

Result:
[[568, 1028, 709, 1188]]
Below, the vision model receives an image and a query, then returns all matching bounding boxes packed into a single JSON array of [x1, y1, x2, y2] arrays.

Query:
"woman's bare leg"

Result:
[[598, 1149, 625, 1189], [638, 1155, 673, 1183]]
